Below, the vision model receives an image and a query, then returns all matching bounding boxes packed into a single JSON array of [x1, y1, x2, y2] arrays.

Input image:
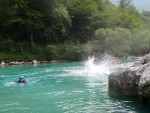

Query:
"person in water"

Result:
[[17, 76, 27, 83]]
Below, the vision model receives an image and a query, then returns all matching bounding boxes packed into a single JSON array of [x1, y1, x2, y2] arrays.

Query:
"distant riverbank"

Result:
[[0, 44, 83, 64], [0, 59, 79, 67]]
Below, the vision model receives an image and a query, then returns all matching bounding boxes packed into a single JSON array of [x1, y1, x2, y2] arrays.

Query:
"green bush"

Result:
[[43, 43, 84, 61], [91, 27, 150, 56], [129, 29, 150, 55]]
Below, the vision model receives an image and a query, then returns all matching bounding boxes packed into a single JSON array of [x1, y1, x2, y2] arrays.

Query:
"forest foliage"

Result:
[[0, 0, 150, 61]]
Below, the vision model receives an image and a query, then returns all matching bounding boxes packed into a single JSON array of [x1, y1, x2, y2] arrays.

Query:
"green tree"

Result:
[[141, 10, 150, 29], [8, 0, 44, 47], [118, 0, 143, 28], [66, 0, 101, 42], [47, 4, 71, 43], [119, 0, 132, 9], [129, 29, 150, 55]]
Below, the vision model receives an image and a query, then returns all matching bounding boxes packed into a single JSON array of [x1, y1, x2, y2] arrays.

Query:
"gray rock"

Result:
[[144, 53, 150, 62], [139, 63, 150, 102], [32, 60, 38, 64], [1, 61, 5, 65], [9, 61, 22, 65], [132, 54, 150, 66], [108, 65, 146, 96], [108, 53, 150, 103]]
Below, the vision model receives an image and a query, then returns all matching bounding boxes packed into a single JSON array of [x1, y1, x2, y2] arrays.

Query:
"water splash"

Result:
[[63, 54, 117, 77], [84, 54, 135, 76], [84, 56, 111, 76]]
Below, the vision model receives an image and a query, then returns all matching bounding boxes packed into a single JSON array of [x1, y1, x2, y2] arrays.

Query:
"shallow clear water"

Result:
[[0, 62, 150, 113]]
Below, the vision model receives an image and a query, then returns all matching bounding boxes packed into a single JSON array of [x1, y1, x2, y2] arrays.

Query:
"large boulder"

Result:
[[139, 63, 150, 103], [108, 53, 150, 103], [108, 65, 146, 96]]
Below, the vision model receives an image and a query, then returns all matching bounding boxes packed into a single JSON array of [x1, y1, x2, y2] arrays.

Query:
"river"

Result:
[[0, 60, 149, 113]]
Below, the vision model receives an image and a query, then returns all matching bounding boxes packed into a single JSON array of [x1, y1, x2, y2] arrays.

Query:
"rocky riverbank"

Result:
[[108, 53, 150, 103], [0, 60, 69, 67]]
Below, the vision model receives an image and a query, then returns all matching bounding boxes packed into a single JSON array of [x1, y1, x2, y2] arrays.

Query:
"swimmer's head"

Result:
[[20, 76, 24, 79]]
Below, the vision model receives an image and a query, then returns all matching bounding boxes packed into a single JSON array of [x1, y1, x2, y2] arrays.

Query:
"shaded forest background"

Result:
[[0, 0, 150, 61]]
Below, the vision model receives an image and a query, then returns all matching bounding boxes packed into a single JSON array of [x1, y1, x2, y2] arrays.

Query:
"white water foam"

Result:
[[84, 55, 134, 76], [60, 55, 113, 77], [45, 55, 133, 78], [84, 56, 111, 76], [5, 82, 16, 86]]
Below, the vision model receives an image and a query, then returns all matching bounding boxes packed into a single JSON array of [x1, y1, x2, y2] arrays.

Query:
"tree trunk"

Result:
[[30, 32, 33, 47]]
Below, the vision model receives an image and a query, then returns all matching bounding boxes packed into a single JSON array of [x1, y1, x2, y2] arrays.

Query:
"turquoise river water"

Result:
[[0, 60, 150, 113]]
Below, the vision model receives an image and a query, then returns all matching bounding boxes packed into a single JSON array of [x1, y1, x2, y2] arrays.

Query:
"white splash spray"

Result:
[[5, 82, 16, 86], [84, 56, 111, 76]]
